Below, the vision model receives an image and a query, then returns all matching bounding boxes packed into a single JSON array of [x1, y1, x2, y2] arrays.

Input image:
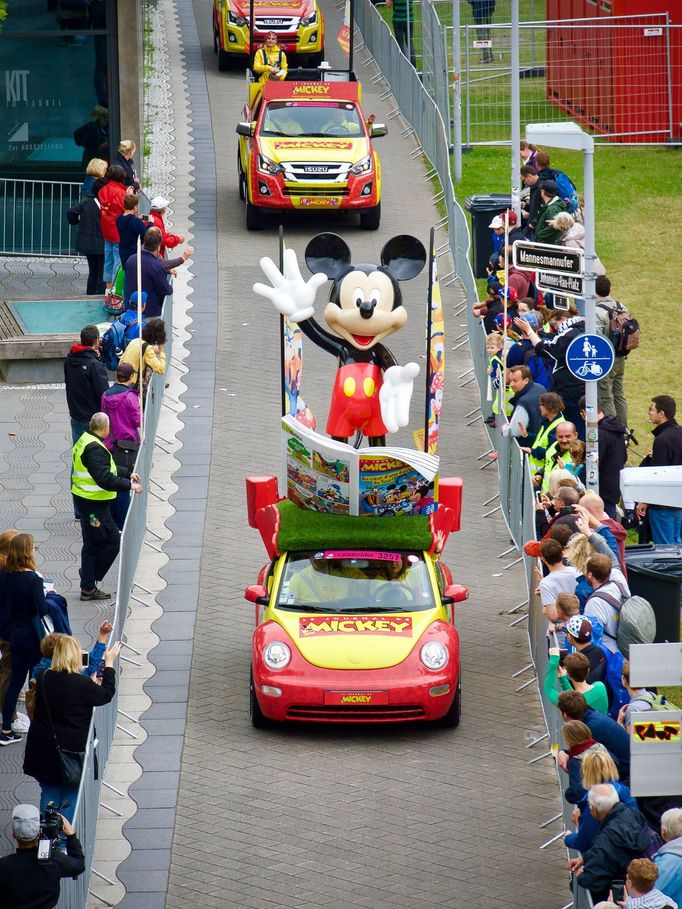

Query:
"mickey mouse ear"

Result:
[[304, 233, 352, 279], [380, 235, 427, 281]]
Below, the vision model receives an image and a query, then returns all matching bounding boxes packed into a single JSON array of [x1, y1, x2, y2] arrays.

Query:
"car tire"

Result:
[[360, 201, 381, 231], [237, 151, 245, 201], [218, 48, 232, 72], [250, 670, 274, 729], [246, 199, 264, 230], [435, 679, 461, 728], [306, 51, 325, 67]]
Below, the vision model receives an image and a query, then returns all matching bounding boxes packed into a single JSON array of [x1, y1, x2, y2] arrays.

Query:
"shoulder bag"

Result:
[[40, 670, 86, 788]]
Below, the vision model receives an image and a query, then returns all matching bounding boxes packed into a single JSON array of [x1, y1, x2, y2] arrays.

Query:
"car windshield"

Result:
[[276, 550, 436, 612], [261, 101, 364, 138]]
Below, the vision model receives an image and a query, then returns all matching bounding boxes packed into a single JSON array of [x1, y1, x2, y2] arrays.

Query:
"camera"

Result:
[[81, 651, 89, 667], [37, 802, 63, 862]]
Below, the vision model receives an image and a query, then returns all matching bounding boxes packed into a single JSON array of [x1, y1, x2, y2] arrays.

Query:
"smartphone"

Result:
[[37, 838, 52, 862], [611, 880, 625, 903], [536, 492, 544, 503], [81, 651, 90, 667], [558, 649, 569, 667]]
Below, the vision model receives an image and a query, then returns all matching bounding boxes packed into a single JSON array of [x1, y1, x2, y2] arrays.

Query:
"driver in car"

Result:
[[320, 107, 361, 136], [287, 558, 362, 605]]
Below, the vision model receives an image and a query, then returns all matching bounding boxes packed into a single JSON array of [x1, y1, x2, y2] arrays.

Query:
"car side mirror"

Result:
[[244, 584, 269, 606], [236, 122, 253, 137], [370, 123, 387, 138], [441, 584, 469, 605]]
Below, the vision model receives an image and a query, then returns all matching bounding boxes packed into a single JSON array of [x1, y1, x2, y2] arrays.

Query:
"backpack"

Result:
[[586, 583, 656, 659], [597, 301, 641, 356], [522, 346, 552, 390], [100, 318, 127, 371], [635, 689, 681, 712], [554, 170, 579, 213]]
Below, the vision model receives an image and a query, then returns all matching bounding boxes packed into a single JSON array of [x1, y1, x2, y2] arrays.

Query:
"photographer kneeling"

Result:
[[0, 803, 85, 908]]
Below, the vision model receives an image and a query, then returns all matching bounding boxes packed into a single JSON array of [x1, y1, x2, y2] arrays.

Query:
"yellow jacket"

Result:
[[253, 45, 288, 82], [119, 338, 166, 384]]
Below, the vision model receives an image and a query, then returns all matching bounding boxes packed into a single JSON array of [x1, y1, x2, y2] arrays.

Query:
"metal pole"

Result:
[[349, 0, 355, 75], [510, 0, 521, 219], [465, 25, 471, 149], [136, 235, 143, 433], [582, 135, 598, 494], [407, 0, 412, 70], [452, 0, 462, 181]]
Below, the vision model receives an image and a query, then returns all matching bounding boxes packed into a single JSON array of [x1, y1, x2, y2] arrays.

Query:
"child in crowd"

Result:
[[485, 332, 505, 427], [563, 440, 586, 485], [545, 647, 609, 713], [30, 621, 112, 683]]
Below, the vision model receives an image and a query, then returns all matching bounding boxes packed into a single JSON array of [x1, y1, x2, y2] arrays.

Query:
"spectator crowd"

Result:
[[0, 136, 182, 908], [476, 145, 682, 904]]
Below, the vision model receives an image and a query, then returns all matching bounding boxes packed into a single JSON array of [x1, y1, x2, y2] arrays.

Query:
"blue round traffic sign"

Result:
[[566, 333, 615, 381]]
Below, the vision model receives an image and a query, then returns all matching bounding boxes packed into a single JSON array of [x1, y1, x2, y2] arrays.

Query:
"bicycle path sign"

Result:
[[566, 333, 615, 381]]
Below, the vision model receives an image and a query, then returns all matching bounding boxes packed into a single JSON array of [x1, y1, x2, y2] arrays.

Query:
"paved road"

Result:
[[118, 0, 566, 906]]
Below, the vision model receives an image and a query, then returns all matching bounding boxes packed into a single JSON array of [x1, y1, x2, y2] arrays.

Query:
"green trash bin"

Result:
[[465, 193, 512, 279], [624, 544, 682, 644]]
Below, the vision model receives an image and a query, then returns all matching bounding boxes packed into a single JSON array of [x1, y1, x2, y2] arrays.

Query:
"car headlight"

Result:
[[420, 641, 448, 670], [350, 155, 372, 177], [301, 10, 317, 25], [228, 10, 247, 26], [257, 154, 282, 176], [263, 642, 291, 670]]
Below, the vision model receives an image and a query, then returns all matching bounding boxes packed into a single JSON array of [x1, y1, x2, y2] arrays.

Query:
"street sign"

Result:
[[512, 240, 583, 277], [566, 333, 615, 381], [536, 271, 583, 298]]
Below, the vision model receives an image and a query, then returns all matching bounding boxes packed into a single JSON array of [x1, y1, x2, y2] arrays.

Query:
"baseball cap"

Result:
[[12, 804, 40, 841], [494, 313, 513, 329], [567, 615, 593, 643], [489, 215, 504, 229], [149, 195, 169, 211], [520, 311, 541, 329], [116, 362, 135, 381], [127, 291, 148, 310], [498, 286, 519, 302]]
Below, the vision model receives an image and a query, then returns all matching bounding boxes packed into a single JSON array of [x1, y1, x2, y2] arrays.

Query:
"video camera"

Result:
[[37, 802, 64, 862]]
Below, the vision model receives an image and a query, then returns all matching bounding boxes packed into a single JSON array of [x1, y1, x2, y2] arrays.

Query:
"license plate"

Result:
[[261, 18, 286, 26], [299, 197, 341, 208], [324, 690, 389, 706]]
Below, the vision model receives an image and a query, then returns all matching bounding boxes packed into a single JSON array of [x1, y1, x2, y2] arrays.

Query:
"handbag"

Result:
[[39, 671, 85, 788], [112, 438, 140, 472]]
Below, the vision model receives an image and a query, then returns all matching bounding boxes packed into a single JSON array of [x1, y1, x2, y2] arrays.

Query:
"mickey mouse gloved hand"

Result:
[[379, 362, 420, 434], [254, 248, 327, 323]]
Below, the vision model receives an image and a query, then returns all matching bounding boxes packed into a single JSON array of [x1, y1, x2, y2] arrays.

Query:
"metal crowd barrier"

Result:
[[354, 2, 593, 904], [56, 297, 173, 908]]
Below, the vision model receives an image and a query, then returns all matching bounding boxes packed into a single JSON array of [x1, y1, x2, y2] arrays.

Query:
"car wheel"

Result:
[[360, 201, 381, 231], [218, 48, 232, 72], [237, 151, 245, 201], [435, 679, 461, 728], [306, 51, 325, 67], [246, 199, 264, 231], [250, 669, 274, 729]]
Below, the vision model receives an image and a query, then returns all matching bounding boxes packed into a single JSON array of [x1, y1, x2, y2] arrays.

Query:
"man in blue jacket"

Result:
[[558, 689, 630, 784], [123, 227, 172, 318]]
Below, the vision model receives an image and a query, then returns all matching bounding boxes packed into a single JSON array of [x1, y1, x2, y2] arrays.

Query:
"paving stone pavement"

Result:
[[117, 1, 568, 908]]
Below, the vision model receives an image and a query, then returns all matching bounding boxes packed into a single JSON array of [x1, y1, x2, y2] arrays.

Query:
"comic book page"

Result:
[[357, 453, 438, 517], [281, 416, 354, 515]]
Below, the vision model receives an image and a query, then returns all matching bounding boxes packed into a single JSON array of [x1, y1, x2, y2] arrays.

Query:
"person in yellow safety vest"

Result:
[[522, 391, 565, 474], [72, 412, 143, 601], [484, 333, 512, 427], [253, 32, 288, 83], [533, 421, 579, 493]]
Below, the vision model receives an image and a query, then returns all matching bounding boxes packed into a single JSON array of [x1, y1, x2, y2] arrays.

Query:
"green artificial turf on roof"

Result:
[[275, 499, 433, 552]]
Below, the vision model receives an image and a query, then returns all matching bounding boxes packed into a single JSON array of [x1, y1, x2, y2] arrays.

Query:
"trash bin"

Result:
[[465, 193, 513, 279], [624, 544, 682, 644]]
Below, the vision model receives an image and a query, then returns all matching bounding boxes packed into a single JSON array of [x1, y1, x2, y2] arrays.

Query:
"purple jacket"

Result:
[[101, 384, 141, 449]]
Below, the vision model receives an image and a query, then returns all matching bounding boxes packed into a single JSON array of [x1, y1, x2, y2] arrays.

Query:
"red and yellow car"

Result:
[[236, 79, 386, 230], [244, 492, 466, 728], [213, 0, 324, 70]]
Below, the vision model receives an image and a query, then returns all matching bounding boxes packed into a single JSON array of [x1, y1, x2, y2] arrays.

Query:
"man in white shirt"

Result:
[[539, 538, 578, 648]]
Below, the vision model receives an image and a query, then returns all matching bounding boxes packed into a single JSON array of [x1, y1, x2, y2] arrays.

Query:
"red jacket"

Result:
[[149, 211, 182, 257], [97, 182, 127, 242]]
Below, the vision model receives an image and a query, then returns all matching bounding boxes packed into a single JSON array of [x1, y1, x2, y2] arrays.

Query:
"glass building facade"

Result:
[[0, 0, 121, 181]]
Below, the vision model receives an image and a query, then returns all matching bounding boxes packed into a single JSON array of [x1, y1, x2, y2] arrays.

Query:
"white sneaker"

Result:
[[12, 713, 30, 733]]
